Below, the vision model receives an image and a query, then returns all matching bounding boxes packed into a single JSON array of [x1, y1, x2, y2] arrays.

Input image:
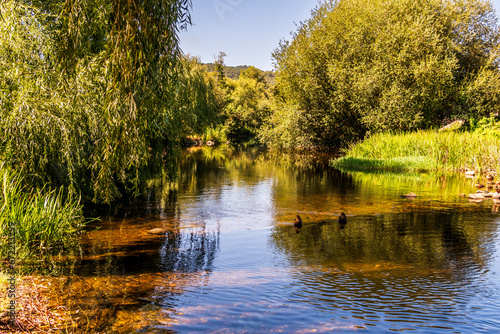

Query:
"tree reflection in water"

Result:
[[271, 210, 494, 275], [44, 200, 221, 332]]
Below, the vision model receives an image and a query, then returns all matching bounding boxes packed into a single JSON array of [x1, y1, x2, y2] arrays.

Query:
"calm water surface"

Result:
[[51, 148, 500, 333]]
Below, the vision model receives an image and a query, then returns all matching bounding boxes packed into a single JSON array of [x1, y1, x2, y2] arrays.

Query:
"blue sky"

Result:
[[180, 0, 500, 71]]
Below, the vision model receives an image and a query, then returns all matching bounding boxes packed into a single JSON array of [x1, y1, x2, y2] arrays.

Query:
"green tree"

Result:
[[262, 0, 500, 150], [240, 66, 266, 84], [0, 0, 210, 203], [225, 76, 271, 144]]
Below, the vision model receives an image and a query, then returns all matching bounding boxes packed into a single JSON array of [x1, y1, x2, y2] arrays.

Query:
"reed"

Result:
[[0, 165, 86, 265], [203, 125, 228, 145], [331, 130, 500, 173]]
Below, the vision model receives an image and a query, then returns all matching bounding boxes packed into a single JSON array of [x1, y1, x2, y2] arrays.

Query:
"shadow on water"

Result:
[[36, 147, 500, 333]]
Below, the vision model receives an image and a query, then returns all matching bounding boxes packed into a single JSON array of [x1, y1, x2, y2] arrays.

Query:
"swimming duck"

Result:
[[339, 212, 347, 228], [294, 215, 303, 228]]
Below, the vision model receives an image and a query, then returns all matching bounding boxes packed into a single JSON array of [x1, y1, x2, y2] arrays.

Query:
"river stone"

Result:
[[493, 193, 500, 199], [468, 193, 485, 199], [147, 228, 167, 235], [402, 193, 417, 198]]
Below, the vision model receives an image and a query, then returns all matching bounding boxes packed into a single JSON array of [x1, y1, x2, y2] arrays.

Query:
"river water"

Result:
[[49, 148, 500, 333]]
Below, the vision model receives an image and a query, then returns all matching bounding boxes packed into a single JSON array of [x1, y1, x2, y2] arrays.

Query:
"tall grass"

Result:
[[331, 130, 500, 172], [203, 125, 228, 145], [0, 165, 87, 265]]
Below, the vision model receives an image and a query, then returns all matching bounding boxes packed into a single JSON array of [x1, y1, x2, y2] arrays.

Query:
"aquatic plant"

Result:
[[0, 165, 86, 265]]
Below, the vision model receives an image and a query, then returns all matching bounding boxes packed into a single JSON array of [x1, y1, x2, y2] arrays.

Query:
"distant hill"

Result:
[[204, 63, 276, 86]]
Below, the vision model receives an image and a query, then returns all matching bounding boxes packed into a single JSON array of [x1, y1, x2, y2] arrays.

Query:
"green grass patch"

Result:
[[332, 128, 500, 172], [332, 156, 437, 172], [0, 164, 88, 268]]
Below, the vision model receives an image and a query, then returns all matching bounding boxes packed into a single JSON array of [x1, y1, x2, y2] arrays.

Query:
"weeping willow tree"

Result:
[[0, 0, 216, 203]]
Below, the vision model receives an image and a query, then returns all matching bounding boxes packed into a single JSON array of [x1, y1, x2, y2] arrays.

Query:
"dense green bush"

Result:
[[262, 0, 500, 150]]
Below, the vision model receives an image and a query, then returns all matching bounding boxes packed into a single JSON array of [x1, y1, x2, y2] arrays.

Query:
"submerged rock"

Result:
[[468, 193, 485, 200], [147, 228, 167, 235]]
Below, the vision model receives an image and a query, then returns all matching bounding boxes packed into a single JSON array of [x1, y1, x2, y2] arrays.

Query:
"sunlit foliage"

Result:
[[206, 56, 273, 146], [0, 164, 86, 265], [0, 0, 222, 203], [263, 0, 500, 149], [332, 128, 500, 172]]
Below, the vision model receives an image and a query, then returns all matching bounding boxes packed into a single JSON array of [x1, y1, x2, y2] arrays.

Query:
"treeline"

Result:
[[203, 63, 276, 85], [196, 0, 500, 152]]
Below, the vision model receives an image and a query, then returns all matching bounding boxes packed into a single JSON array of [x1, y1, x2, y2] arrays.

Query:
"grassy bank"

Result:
[[0, 165, 87, 269], [331, 129, 500, 173]]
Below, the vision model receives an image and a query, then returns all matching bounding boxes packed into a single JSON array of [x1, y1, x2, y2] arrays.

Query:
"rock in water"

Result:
[[147, 228, 167, 235], [468, 193, 485, 200]]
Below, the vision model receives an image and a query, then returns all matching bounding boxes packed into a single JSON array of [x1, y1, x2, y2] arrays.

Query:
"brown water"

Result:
[[47, 148, 500, 333]]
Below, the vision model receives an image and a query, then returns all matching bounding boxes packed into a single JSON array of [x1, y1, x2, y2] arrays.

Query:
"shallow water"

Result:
[[50, 148, 500, 333]]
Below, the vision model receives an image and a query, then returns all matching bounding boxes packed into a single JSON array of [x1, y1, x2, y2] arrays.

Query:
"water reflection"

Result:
[[272, 210, 494, 275], [271, 209, 499, 332], [39, 148, 500, 333]]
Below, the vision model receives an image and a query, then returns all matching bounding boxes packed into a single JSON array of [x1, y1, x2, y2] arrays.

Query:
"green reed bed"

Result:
[[331, 130, 500, 173], [0, 165, 87, 267]]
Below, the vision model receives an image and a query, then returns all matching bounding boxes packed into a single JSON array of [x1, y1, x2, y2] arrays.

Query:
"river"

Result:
[[45, 148, 500, 333]]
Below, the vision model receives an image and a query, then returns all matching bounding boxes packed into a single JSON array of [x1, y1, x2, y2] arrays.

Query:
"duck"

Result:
[[294, 215, 303, 228], [339, 212, 347, 228]]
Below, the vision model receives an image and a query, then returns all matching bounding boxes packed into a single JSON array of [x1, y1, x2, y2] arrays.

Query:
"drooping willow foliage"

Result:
[[0, 0, 217, 203]]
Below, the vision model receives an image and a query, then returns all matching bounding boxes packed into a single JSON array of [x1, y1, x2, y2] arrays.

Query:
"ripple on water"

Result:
[[281, 261, 500, 333]]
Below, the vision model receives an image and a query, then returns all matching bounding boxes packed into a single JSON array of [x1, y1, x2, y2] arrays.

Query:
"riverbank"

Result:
[[0, 273, 76, 333], [331, 126, 500, 174], [0, 165, 88, 270]]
